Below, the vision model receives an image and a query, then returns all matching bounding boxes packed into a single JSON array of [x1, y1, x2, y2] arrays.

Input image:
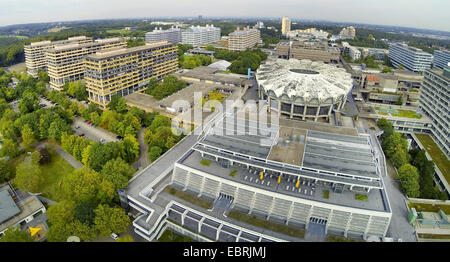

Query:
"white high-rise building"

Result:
[[145, 26, 182, 44], [281, 17, 291, 36], [388, 43, 433, 72], [432, 50, 450, 70], [181, 25, 221, 47], [419, 65, 450, 157]]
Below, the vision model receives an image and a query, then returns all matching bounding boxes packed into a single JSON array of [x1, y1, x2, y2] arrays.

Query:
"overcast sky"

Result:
[[1, 0, 449, 32]]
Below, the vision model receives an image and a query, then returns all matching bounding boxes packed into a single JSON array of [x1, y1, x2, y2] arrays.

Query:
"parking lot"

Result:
[[72, 117, 119, 143]]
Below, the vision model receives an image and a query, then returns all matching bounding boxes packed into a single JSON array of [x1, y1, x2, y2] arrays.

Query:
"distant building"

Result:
[[255, 21, 265, 29], [208, 60, 231, 71], [339, 26, 356, 39], [342, 42, 361, 61], [419, 65, 450, 156], [188, 48, 215, 57], [84, 41, 178, 108], [388, 43, 433, 72], [277, 41, 339, 64], [181, 25, 221, 47], [24, 36, 93, 77], [287, 28, 329, 40], [432, 50, 450, 70], [0, 185, 47, 239], [145, 26, 182, 44], [227, 26, 261, 52], [281, 17, 291, 36]]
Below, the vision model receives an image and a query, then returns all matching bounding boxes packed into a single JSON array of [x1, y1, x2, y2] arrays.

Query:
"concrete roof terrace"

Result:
[[180, 150, 388, 212]]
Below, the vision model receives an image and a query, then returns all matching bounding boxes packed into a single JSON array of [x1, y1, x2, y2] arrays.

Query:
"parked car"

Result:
[[75, 125, 80, 129], [79, 133, 85, 137], [100, 138, 105, 144], [111, 233, 119, 241], [89, 123, 94, 126], [116, 136, 124, 141], [87, 121, 92, 124], [84, 119, 89, 123]]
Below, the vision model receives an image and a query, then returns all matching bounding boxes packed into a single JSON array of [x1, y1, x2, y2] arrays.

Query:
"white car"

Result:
[[111, 233, 119, 240]]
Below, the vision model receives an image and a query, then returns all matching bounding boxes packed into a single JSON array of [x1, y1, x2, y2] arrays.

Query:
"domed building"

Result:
[[256, 59, 353, 121]]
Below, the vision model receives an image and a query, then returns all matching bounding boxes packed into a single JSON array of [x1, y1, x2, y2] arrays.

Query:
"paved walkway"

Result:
[[37, 142, 83, 169], [132, 128, 150, 171]]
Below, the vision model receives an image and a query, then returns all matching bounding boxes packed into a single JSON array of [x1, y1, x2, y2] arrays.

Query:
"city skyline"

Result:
[[1, 0, 449, 32]]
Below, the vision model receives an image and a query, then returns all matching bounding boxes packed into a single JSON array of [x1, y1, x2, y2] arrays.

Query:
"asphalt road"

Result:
[[72, 117, 119, 143], [132, 127, 150, 171]]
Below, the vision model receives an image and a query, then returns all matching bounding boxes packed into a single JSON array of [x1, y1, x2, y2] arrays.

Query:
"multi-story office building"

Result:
[[281, 17, 291, 36], [388, 43, 433, 72], [125, 111, 392, 242], [181, 25, 221, 47], [145, 26, 183, 44], [342, 42, 361, 61], [291, 41, 340, 64], [227, 26, 261, 51], [24, 36, 93, 77], [46, 38, 126, 90], [84, 41, 178, 108], [419, 65, 450, 157], [432, 50, 450, 70], [255, 21, 265, 29]]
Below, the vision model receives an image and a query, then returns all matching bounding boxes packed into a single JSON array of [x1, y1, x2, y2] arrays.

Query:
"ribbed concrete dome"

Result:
[[256, 59, 353, 103]]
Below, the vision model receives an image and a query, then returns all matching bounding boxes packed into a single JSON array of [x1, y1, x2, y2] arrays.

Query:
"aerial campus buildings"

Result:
[[24, 36, 93, 77], [276, 41, 340, 64], [124, 110, 392, 242], [46, 38, 126, 90], [24, 36, 127, 90], [388, 43, 433, 72], [432, 50, 450, 70], [145, 26, 183, 44], [84, 40, 178, 108], [256, 59, 353, 122], [281, 17, 291, 36], [227, 26, 261, 52], [181, 25, 221, 47], [419, 64, 450, 157]]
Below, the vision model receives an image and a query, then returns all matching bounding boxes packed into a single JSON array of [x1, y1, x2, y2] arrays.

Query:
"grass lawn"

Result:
[[418, 234, 450, 240], [165, 186, 212, 209], [230, 170, 237, 177], [391, 109, 422, 119], [158, 229, 193, 242], [355, 194, 368, 202], [37, 147, 74, 201], [407, 202, 450, 214], [323, 190, 330, 199], [200, 159, 211, 166], [326, 235, 362, 242], [415, 133, 450, 183], [227, 210, 305, 238]]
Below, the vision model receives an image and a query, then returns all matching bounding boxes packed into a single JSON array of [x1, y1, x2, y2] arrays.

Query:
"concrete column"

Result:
[[290, 102, 294, 119], [315, 106, 320, 122], [181, 209, 189, 226], [302, 105, 307, 120], [198, 176, 206, 197], [327, 105, 333, 116], [266, 197, 276, 220], [267, 97, 271, 113], [363, 216, 373, 240], [198, 217, 205, 233], [344, 213, 352, 238], [286, 201, 295, 225], [183, 172, 191, 191], [248, 192, 257, 215], [216, 224, 223, 241], [235, 231, 242, 242]]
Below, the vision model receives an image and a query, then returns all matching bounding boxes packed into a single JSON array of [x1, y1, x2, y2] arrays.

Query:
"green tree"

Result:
[[390, 144, 410, 168], [0, 227, 33, 242], [149, 146, 162, 162], [397, 164, 420, 198], [47, 200, 76, 224], [377, 118, 394, 139], [0, 159, 12, 183], [37, 70, 49, 83], [383, 132, 407, 158], [109, 96, 128, 114], [74, 201, 97, 226], [18, 90, 39, 114], [121, 135, 139, 163], [21, 124, 36, 151], [382, 66, 392, 73], [48, 118, 72, 141], [0, 138, 19, 158], [30, 150, 42, 165], [101, 158, 134, 191], [94, 204, 130, 237], [15, 161, 43, 193], [61, 167, 105, 204], [149, 115, 172, 132]]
